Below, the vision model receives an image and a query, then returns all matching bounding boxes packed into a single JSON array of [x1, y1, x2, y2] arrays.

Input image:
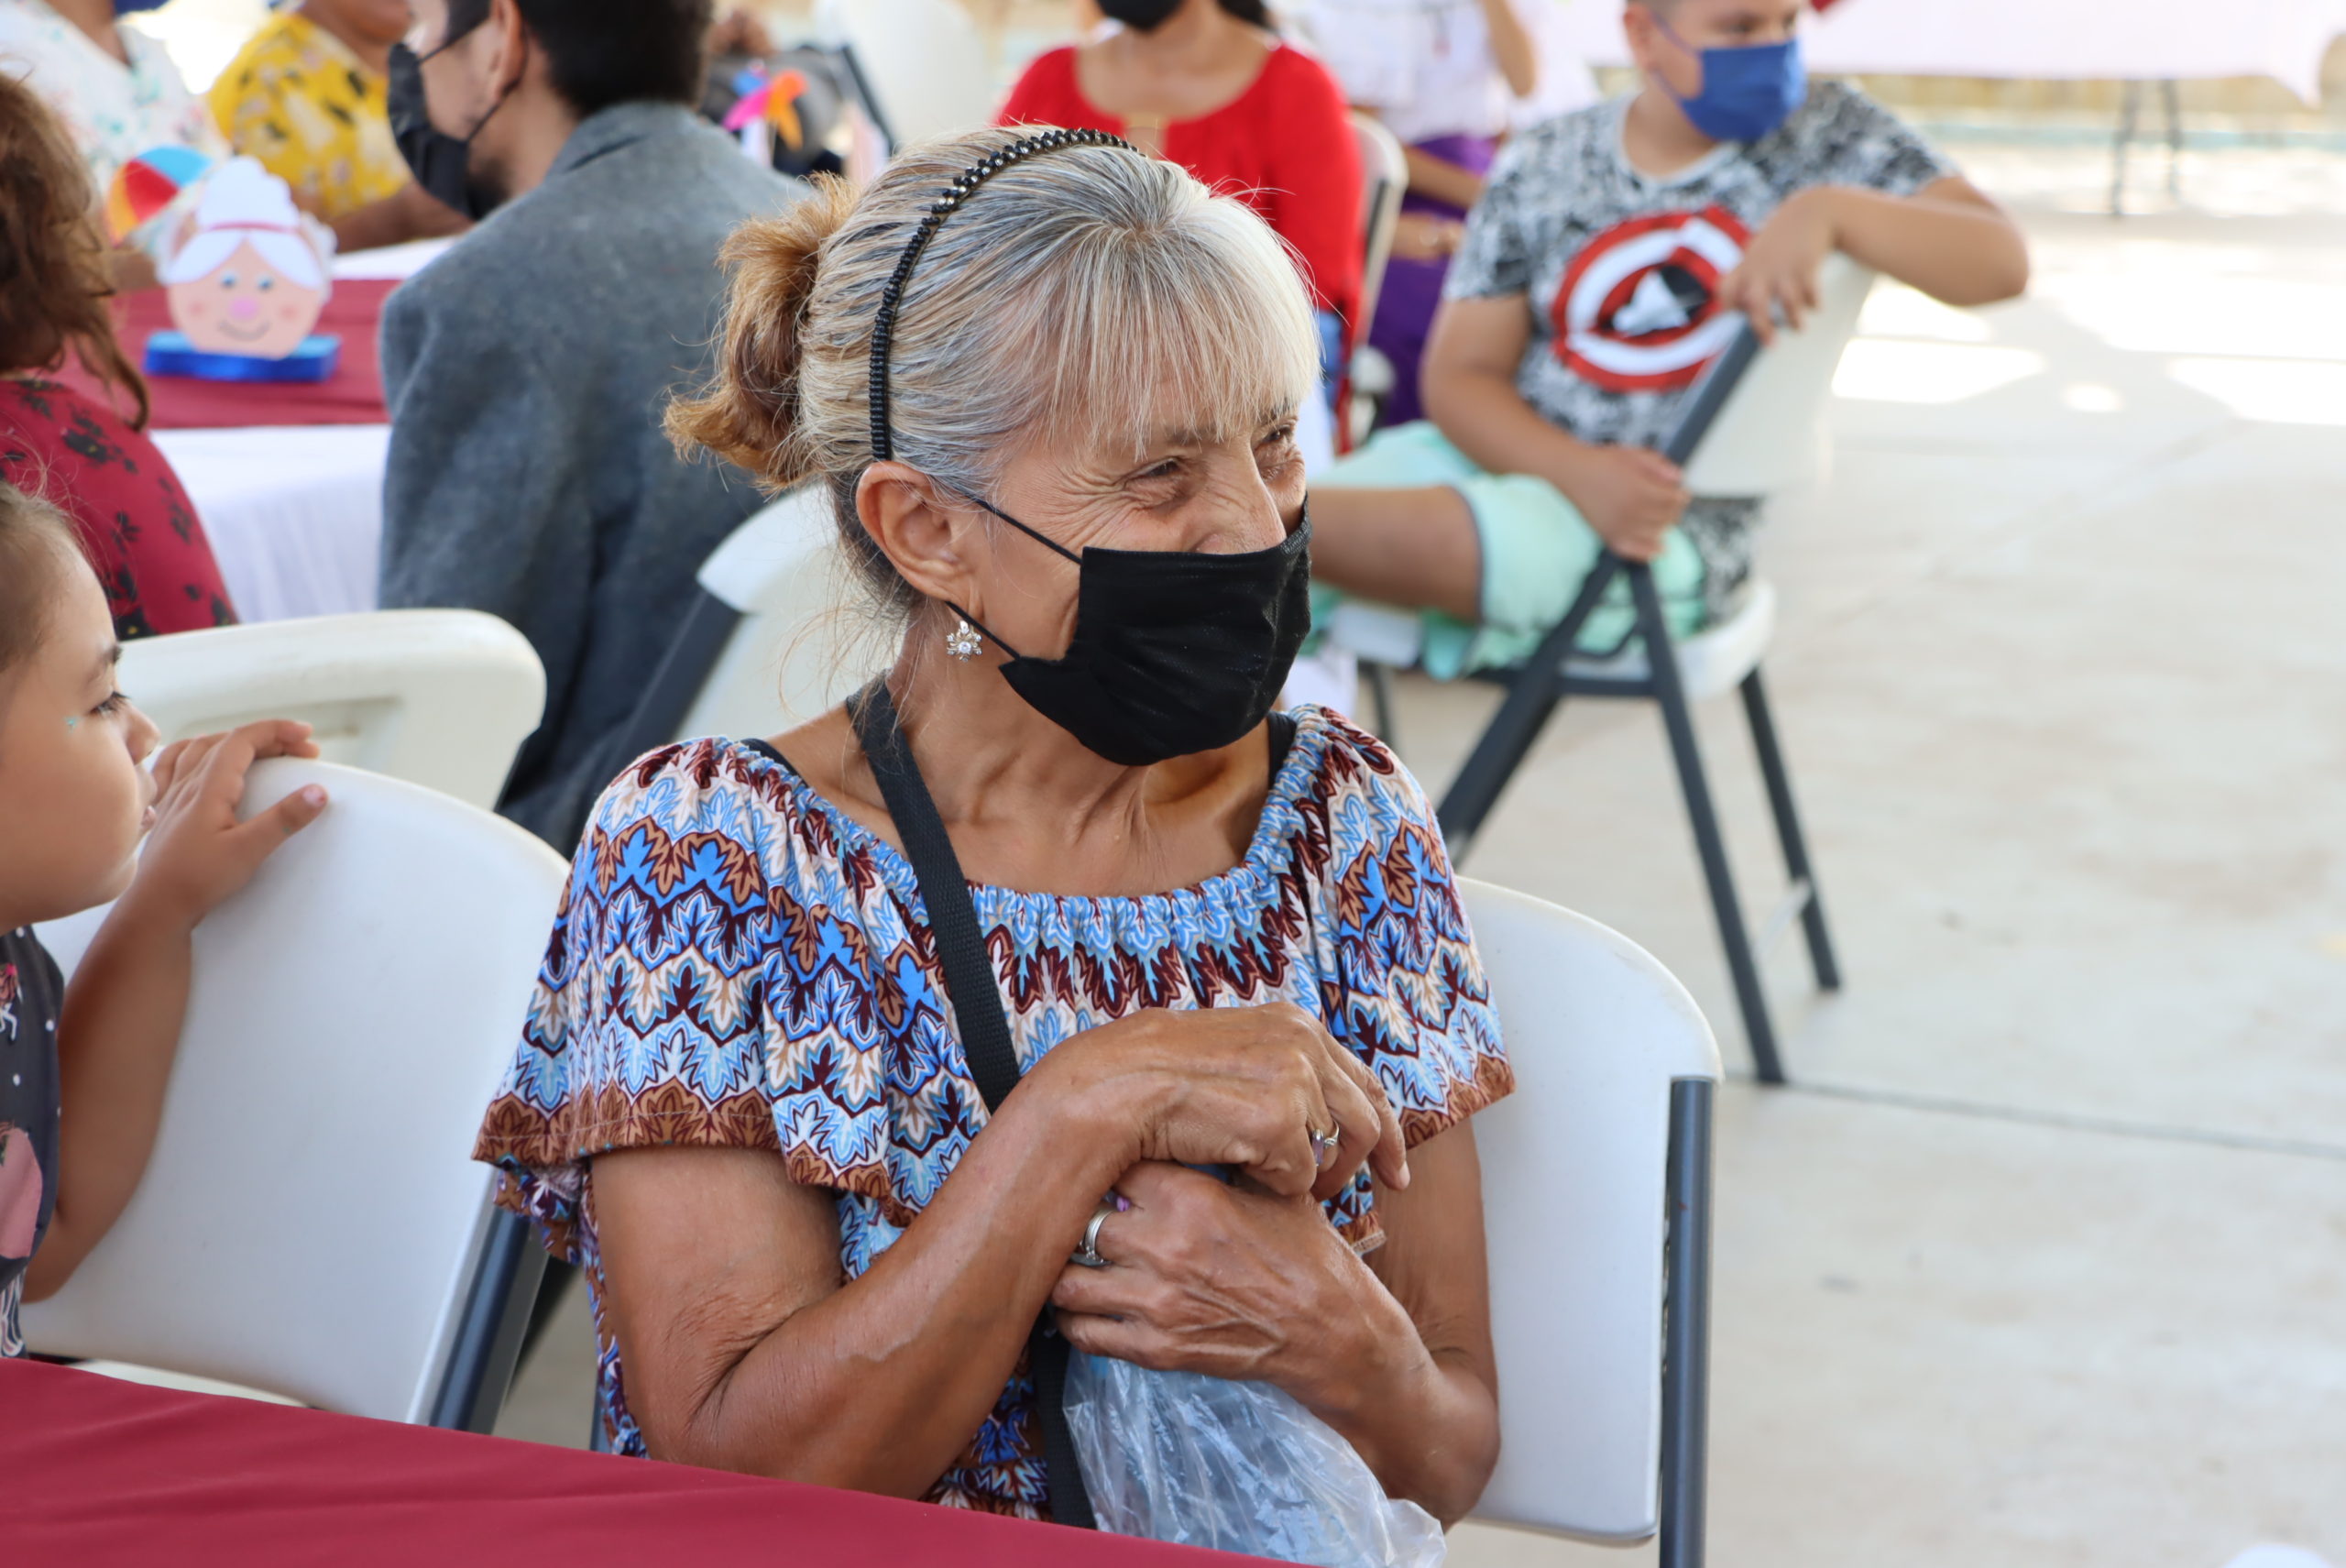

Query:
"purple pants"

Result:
[[1367, 133, 1498, 428]]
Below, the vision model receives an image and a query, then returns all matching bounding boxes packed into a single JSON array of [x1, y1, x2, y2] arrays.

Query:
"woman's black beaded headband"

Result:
[[867, 126, 1135, 462]]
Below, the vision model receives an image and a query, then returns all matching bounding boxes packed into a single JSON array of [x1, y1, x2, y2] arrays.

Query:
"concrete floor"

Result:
[[496, 139, 2346, 1564]]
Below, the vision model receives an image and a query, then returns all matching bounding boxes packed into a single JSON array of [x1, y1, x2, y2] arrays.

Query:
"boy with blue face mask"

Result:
[[1307, 0, 2028, 676]]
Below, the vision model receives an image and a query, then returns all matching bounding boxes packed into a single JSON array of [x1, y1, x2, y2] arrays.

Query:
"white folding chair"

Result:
[[115, 609, 545, 811], [1678, 253, 1875, 499], [1348, 113, 1411, 453], [817, 0, 999, 148], [1460, 877, 1722, 1567], [1349, 258, 1878, 1082], [27, 760, 567, 1429], [597, 488, 878, 770]]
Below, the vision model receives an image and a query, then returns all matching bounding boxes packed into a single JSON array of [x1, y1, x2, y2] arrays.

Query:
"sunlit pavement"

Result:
[[1381, 137, 2346, 1567]]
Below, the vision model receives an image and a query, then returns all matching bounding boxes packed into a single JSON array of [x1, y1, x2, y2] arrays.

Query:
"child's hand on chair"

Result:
[[125, 719, 328, 932], [1716, 187, 1840, 346], [1565, 445, 1689, 563]]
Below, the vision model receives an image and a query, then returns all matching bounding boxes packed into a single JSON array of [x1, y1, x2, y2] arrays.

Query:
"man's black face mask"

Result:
[[387, 23, 515, 222]]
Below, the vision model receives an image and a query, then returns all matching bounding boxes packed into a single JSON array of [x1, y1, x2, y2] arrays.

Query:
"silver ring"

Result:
[[1070, 1201, 1115, 1268], [1310, 1122, 1340, 1168]]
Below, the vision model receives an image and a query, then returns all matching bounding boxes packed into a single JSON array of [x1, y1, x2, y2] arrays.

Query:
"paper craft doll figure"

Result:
[[149, 157, 340, 380]]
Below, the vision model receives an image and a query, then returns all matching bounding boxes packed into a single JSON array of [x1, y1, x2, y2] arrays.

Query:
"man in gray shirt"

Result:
[[381, 0, 801, 846]]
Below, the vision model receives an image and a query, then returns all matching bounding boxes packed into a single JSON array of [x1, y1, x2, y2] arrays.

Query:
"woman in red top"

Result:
[[999, 0, 1362, 393], [0, 74, 236, 640]]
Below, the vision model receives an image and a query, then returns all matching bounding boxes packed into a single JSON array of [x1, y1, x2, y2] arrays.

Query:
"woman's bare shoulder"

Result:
[[764, 707, 855, 788]]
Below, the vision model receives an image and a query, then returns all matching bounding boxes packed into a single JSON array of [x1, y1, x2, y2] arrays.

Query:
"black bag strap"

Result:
[[737, 736, 795, 776], [844, 685, 1097, 1530], [847, 687, 1026, 1113], [1265, 709, 1298, 778]]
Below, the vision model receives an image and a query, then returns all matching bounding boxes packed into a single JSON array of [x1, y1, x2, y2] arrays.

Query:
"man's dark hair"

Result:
[[446, 0, 714, 116]]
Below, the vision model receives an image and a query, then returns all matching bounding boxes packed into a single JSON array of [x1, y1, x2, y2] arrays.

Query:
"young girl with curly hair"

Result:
[[0, 72, 238, 640]]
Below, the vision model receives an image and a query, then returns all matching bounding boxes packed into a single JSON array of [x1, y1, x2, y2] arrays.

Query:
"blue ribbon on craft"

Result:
[[144, 332, 342, 384]]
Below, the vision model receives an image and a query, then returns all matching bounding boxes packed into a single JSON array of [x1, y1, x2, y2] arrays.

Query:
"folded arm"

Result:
[[1824, 175, 2030, 307], [1718, 174, 2029, 344], [592, 1104, 1122, 1497], [592, 1003, 1407, 1497]]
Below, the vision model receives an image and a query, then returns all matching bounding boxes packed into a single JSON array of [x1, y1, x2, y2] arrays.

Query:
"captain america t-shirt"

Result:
[[1445, 82, 1953, 602]]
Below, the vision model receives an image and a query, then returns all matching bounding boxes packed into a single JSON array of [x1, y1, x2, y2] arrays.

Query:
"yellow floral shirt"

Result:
[[207, 11, 405, 220]]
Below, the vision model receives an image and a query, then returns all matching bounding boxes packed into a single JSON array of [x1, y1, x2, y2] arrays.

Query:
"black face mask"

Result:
[[1095, 0, 1183, 31], [953, 500, 1312, 768], [388, 35, 512, 221]]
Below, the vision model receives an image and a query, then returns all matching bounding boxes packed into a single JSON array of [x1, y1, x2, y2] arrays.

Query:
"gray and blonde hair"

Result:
[[668, 127, 1323, 622]]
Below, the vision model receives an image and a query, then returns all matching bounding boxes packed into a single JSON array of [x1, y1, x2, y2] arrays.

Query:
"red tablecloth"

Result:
[[86, 278, 397, 430], [3, 1359, 1275, 1567]]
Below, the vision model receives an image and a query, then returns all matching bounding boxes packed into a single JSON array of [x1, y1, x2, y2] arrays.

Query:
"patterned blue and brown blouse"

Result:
[[473, 705, 1511, 1518]]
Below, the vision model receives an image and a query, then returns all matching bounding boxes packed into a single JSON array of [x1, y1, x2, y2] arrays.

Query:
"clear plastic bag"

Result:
[[1064, 1350, 1446, 1567]]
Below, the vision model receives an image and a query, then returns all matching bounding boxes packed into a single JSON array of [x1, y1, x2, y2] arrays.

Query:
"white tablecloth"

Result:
[[155, 424, 389, 624], [330, 237, 455, 282], [1551, 0, 2346, 103]]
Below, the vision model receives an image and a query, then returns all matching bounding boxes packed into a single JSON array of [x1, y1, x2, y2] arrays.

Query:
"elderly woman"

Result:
[[473, 126, 1511, 1530]]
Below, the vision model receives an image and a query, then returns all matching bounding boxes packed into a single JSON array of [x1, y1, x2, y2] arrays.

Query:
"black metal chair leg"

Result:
[[1436, 554, 1622, 859], [2160, 77, 2184, 202], [1660, 1077, 1714, 1568], [589, 1384, 614, 1453], [2110, 79, 2142, 217], [1630, 566, 1788, 1085], [1738, 670, 1841, 992], [428, 1206, 549, 1432], [1364, 660, 1399, 746]]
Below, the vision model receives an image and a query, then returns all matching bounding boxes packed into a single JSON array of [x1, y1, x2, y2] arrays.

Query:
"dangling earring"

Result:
[[945, 618, 983, 661]]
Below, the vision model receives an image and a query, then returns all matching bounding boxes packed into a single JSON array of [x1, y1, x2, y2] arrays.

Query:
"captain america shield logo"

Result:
[[1551, 205, 1751, 392]]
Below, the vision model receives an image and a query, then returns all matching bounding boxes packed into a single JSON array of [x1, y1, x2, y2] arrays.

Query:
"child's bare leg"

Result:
[[1309, 486, 1481, 623]]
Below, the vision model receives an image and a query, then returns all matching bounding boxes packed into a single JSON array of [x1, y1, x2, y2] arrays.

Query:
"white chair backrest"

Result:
[[681, 487, 882, 741], [1351, 112, 1409, 342], [1458, 877, 1722, 1541], [116, 610, 543, 812], [27, 761, 567, 1422], [817, 0, 998, 147], [1682, 253, 1876, 499]]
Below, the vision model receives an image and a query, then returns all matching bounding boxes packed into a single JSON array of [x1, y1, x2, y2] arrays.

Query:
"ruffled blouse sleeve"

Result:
[[475, 740, 892, 1256], [1313, 713, 1513, 1147]]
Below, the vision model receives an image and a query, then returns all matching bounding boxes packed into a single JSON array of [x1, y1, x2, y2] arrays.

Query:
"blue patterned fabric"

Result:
[[476, 704, 1511, 1516]]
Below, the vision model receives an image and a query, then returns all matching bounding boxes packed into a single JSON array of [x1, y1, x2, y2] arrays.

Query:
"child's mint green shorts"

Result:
[[1309, 422, 1708, 680]]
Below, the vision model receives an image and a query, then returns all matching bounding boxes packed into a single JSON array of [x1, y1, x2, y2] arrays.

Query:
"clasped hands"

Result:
[[1035, 1003, 1413, 1409]]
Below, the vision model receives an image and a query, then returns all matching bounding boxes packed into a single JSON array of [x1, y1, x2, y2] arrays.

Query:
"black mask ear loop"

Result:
[[940, 496, 1081, 663], [864, 128, 1137, 663]]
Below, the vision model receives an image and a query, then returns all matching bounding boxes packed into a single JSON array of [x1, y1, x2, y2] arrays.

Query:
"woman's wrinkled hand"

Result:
[[125, 719, 326, 929], [1050, 1161, 1407, 1405], [1036, 1003, 1408, 1202]]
